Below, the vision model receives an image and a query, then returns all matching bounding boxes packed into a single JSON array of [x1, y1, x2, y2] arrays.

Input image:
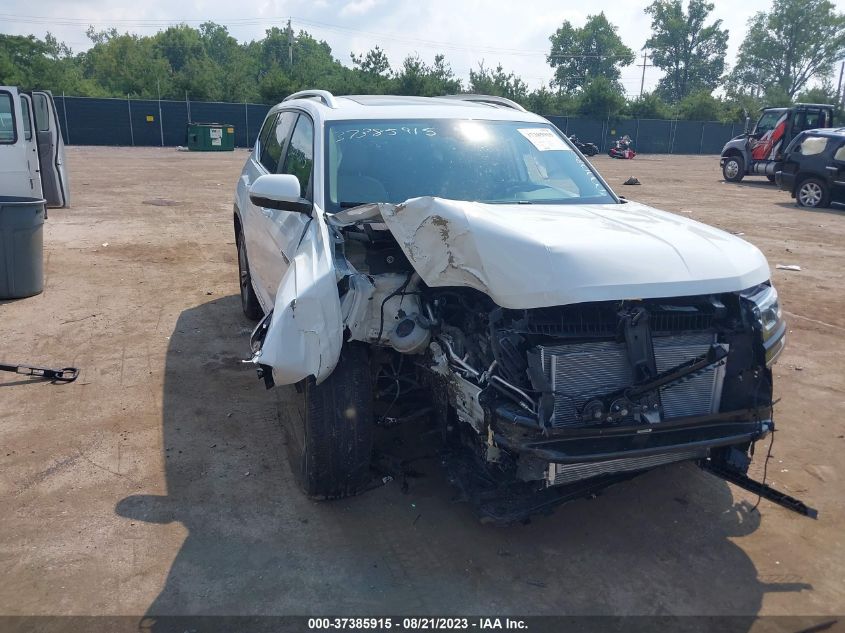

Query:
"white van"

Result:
[[0, 86, 70, 207]]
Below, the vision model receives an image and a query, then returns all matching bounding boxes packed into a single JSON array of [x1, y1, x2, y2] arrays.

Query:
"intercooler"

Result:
[[538, 333, 727, 428]]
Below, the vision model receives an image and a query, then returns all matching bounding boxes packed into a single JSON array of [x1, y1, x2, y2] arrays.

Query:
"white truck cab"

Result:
[[0, 86, 70, 207]]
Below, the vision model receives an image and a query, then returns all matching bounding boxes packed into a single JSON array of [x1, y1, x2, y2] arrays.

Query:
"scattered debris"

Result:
[[101, 242, 109, 247], [623, 176, 641, 185], [776, 264, 802, 271], [142, 198, 181, 206], [730, 231, 745, 236]]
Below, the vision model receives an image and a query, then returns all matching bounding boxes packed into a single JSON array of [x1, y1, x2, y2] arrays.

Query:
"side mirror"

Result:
[[249, 174, 312, 214]]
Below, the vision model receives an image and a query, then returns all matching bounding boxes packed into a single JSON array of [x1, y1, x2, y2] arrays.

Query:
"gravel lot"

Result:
[[1, 147, 843, 619]]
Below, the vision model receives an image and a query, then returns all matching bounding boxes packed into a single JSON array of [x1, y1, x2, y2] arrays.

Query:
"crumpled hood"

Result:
[[334, 196, 770, 309]]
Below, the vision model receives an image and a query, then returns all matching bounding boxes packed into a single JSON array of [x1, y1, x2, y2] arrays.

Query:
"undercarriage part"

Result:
[[701, 460, 818, 519]]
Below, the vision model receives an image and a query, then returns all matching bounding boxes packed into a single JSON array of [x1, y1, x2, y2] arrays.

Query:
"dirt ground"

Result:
[[1, 147, 843, 620]]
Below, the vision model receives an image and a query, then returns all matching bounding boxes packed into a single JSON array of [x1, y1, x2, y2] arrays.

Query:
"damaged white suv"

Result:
[[234, 91, 808, 522]]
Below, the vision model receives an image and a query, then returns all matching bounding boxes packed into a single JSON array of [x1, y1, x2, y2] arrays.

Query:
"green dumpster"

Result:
[[186, 122, 235, 151], [0, 196, 46, 299]]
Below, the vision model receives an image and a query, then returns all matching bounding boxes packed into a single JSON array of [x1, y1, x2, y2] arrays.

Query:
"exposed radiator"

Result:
[[539, 333, 727, 427], [548, 447, 706, 486]]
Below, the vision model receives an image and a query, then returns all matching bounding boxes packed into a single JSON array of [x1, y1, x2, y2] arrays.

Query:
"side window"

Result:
[[33, 93, 50, 132], [21, 98, 32, 141], [256, 113, 276, 155], [281, 115, 314, 199], [834, 143, 845, 162], [0, 92, 16, 144], [799, 136, 827, 156], [259, 112, 296, 174]]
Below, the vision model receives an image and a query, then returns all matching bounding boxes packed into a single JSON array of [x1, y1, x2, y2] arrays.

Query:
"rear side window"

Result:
[[0, 92, 16, 144], [799, 136, 827, 156], [33, 93, 50, 132], [259, 112, 296, 174], [21, 97, 32, 141], [281, 115, 314, 199]]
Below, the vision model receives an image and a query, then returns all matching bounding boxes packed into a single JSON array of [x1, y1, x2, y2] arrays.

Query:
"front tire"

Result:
[[288, 343, 374, 500], [237, 229, 263, 321], [723, 155, 745, 182], [796, 177, 830, 208]]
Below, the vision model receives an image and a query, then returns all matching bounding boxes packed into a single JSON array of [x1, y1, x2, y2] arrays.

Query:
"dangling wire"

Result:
[[751, 428, 776, 514]]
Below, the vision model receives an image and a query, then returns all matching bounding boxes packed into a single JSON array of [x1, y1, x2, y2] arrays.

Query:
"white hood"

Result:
[[348, 197, 770, 309]]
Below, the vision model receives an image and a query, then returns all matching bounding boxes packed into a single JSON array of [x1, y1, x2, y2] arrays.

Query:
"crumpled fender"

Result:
[[254, 209, 343, 385]]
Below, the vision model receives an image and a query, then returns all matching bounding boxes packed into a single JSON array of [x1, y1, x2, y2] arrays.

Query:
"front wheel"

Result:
[[237, 228, 263, 321], [796, 178, 830, 208], [722, 155, 745, 182], [288, 343, 374, 499]]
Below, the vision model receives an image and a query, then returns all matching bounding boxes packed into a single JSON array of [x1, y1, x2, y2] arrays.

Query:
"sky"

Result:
[[2, 0, 845, 96]]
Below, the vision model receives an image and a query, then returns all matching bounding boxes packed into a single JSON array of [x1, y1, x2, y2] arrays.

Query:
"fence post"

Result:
[[127, 95, 135, 147], [634, 118, 641, 150], [244, 100, 249, 149], [698, 122, 705, 155], [668, 120, 674, 154], [157, 79, 164, 147], [61, 91, 70, 145]]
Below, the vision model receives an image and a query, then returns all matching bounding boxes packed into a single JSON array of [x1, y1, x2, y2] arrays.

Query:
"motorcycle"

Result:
[[608, 134, 636, 159], [568, 134, 599, 156]]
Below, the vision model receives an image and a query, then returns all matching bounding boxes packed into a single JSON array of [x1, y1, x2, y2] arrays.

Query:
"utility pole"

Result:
[[837, 61, 844, 107], [287, 19, 293, 67], [638, 50, 653, 98]]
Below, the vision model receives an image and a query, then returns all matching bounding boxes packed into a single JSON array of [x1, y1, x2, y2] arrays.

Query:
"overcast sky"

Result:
[[3, 0, 845, 96]]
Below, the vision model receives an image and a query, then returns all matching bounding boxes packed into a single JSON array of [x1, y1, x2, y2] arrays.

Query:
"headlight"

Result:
[[741, 283, 787, 367]]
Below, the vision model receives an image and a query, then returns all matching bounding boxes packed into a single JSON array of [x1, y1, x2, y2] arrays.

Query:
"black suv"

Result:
[[777, 127, 845, 208]]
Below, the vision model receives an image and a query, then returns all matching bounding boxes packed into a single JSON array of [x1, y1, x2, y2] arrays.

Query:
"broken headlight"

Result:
[[742, 283, 786, 367]]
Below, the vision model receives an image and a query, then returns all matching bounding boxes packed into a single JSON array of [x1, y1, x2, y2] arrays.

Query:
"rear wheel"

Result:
[[288, 343, 374, 499], [766, 175, 776, 183], [796, 178, 830, 208], [722, 155, 745, 182], [237, 228, 263, 321]]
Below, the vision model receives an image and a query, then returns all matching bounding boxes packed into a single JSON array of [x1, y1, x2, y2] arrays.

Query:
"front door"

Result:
[[829, 141, 845, 204], [30, 90, 69, 208], [261, 112, 315, 295]]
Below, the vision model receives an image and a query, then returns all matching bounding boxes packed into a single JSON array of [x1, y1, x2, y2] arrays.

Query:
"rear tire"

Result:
[[796, 177, 830, 208], [237, 229, 263, 321], [288, 343, 374, 500], [766, 175, 776, 183], [722, 155, 745, 182]]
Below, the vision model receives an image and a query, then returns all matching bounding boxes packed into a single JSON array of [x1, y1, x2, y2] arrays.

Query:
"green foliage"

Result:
[[577, 76, 626, 118], [675, 90, 728, 121], [468, 62, 528, 102], [547, 13, 635, 94], [624, 92, 672, 119], [730, 0, 845, 98], [645, 0, 728, 102], [394, 54, 462, 96]]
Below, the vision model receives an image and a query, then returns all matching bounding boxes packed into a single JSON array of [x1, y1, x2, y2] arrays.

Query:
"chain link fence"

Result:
[[53, 95, 739, 154]]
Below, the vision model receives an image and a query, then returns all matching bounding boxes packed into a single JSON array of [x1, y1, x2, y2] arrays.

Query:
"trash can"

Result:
[[0, 196, 46, 299], [186, 123, 235, 151]]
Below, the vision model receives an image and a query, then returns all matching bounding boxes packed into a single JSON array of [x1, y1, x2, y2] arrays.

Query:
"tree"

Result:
[[394, 54, 461, 96], [624, 92, 672, 118], [577, 76, 626, 117], [730, 0, 845, 99], [468, 62, 528, 102], [644, 0, 728, 102], [675, 89, 727, 121], [547, 13, 635, 94]]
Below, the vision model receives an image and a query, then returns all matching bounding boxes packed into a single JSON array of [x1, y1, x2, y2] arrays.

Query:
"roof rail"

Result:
[[441, 94, 527, 112], [283, 89, 339, 109]]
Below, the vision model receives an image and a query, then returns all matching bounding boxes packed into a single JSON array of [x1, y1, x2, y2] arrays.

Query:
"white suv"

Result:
[[234, 91, 792, 521]]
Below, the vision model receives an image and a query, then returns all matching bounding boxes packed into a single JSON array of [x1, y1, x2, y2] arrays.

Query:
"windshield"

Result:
[[324, 119, 615, 212], [754, 110, 784, 136]]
